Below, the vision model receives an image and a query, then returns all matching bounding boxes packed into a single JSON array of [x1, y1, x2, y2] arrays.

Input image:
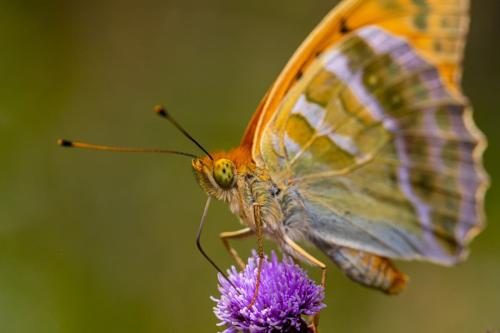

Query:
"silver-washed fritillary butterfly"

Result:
[[60, 0, 489, 327], [193, 0, 488, 297]]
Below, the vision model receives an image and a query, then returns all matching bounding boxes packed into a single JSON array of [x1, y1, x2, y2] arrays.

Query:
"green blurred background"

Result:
[[1, 0, 499, 332]]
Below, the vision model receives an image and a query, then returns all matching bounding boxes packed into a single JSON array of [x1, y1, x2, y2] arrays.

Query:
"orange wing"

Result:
[[240, 0, 470, 161]]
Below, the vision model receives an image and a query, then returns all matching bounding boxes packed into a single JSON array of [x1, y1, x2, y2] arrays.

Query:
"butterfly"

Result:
[[61, 0, 489, 314], [191, 0, 489, 297]]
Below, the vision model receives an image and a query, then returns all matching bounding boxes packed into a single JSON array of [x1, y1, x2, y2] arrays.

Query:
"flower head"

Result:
[[212, 251, 325, 333]]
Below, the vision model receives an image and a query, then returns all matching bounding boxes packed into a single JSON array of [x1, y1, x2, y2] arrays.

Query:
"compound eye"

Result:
[[213, 159, 236, 189]]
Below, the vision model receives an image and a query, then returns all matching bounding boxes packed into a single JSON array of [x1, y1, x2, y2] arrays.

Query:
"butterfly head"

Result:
[[192, 155, 238, 201], [192, 146, 254, 201]]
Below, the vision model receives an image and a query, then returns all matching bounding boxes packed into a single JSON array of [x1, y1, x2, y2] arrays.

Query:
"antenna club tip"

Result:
[[57, 139, 73, 147], [154, 105, 168, 117]]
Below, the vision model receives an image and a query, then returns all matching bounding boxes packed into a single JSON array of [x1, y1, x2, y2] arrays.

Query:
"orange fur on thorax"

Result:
[[202, 145, 256, 173]]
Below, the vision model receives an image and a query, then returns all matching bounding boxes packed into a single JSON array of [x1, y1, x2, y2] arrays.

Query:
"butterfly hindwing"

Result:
[[258, 20, 487, 264]]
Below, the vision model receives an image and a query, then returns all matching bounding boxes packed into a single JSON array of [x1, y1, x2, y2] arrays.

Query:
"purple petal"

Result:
[[212, 251, 326, 332]]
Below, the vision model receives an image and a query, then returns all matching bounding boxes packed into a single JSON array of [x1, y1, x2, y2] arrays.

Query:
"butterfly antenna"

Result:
[[57, 139, 198, 158], [154, 105, 213, 160]]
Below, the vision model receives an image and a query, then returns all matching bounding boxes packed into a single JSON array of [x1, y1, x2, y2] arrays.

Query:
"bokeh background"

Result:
[[1, 0, 499, 332]]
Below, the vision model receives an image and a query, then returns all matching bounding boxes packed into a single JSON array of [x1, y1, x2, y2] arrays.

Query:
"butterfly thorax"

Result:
[[191, 148, 304, 246], [234, 168, 284, 235]]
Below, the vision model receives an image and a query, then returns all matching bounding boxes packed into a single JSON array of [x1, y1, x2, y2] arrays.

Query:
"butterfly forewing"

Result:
[[246, 0, 473, 158], [255, 1, 487, 265]]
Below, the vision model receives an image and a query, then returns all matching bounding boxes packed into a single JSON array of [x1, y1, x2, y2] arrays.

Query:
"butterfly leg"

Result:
[[219, 205, 263, 309], [284, 236, 326, 333], [248, 203, 265, 308], [220, 227, 254, 270]]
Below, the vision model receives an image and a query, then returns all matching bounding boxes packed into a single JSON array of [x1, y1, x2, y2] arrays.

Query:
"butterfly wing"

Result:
[[253, 0, 488, 264], [243, 0, 473, 157]]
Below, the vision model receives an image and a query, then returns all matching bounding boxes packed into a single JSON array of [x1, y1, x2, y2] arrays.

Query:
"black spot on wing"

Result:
[[340, 18, 351, 34]]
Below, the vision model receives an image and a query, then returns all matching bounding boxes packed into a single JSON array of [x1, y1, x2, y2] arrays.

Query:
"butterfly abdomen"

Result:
[[324, 244, 408, 294]]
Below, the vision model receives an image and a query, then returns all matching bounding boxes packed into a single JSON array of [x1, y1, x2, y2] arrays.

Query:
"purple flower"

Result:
[[212, 251, 325, 333]]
